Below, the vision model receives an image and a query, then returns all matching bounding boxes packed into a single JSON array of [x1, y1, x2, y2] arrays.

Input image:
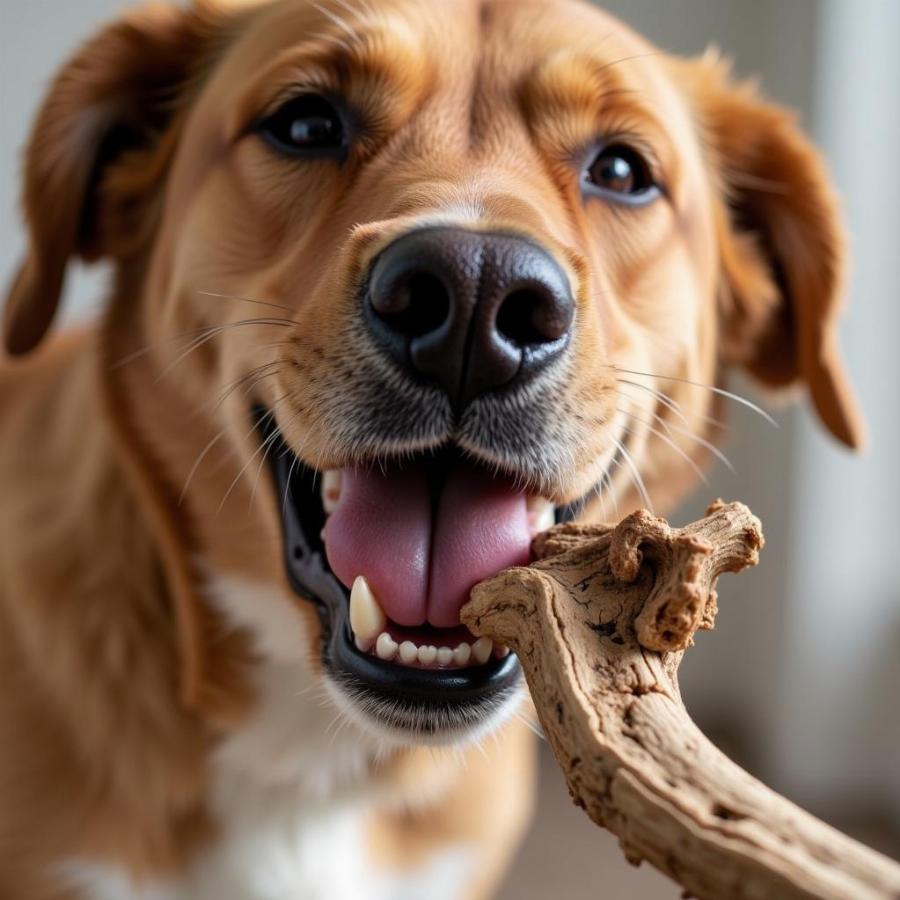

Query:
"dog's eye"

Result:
[[256, 94, 347, 159], [584, 144, 658, 204]]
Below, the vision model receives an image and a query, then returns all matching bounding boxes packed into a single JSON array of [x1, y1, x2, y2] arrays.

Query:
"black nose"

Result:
[[365, 228, 574, 407]]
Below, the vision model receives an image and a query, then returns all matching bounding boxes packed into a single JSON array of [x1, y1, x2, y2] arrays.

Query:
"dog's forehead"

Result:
[[190, 0, 704, 194], [217, 0, 680, 109]]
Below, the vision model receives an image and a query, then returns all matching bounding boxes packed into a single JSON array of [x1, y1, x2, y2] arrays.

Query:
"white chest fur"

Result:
[[63, 788, 472, 900], [59, 576, 474, 900]]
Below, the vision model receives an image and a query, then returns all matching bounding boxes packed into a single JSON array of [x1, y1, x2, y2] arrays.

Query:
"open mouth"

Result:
[[255, 406, 572, 739]]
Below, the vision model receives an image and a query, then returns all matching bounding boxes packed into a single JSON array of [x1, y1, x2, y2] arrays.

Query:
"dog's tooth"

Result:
[[417, 645, 437, 666], [355, 635, 375, 653], [527, 496, 556, 533], [495, 644, 511, 659], [321, 470, 342, 514], [436, 647, 454, 667], [453, 643, 472, 666], [526, 494, 555, 512], [375, 632, 398, 661], [349, 576, 386, 642], [472, 637, 493, 665], [537, 507, 556, 533], [399, 641, 418, 665]]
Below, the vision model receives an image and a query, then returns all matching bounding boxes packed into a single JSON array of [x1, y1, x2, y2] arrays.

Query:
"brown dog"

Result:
[[0, 0, 862, 897]]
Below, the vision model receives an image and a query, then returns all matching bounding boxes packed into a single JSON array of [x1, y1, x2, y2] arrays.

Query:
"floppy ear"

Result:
[[680, 53, 865, 449], [2, 4, 217, 356]]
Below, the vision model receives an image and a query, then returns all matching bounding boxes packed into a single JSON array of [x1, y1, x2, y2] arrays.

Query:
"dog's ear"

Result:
[[2, 4, 220, 356], [677, 52, 865, 449]]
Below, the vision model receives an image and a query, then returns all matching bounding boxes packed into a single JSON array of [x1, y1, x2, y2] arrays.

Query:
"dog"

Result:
[[0, 0, 863, 897]]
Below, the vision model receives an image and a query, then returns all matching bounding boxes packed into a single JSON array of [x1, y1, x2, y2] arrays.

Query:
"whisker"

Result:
[[616, 378, 726, 432], [209, 361, 282, 414], [604, 468, 619, 518], [650, 412, 736, 474], [618, 409, 708, 487], [610, 365, 778, 427], [110, 323, 223, 370], [512, 709, 544, 740], [154, 319, 293, 384], [616, 378, 690, 426], [619, 399, 735, 475], [249, 431, 278, 513], [216, 396, 289, 515], [591, 472, 609, 522], [111, 306, 296, 372], [470, 735, 490, 761], [196, 290, 296, 316], [283, 454, 300, 517], [192, 370, 282, 497], [248, 399, 301, 513], [325, 709, 351, 746], [610, 434, 652, 510], [294, 681, 328, 699], [179, 429, 229, 506]]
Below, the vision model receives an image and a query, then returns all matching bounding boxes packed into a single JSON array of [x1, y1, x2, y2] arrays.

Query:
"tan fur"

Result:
[[0, 0, 861, 896]]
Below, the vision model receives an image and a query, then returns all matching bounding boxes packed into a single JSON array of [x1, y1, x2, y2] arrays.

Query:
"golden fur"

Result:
[[0, 0, 861, 897]]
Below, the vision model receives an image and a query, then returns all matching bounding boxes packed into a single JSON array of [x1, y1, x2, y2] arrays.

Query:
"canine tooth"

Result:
[[472, 637, 493, 665], [436, 647, 454, 667], [321, 470, 342, 514], [375, 632, 398, 661], [350, 576, 386, 642], [495, 644, 511, 659], [453, 643, 472, 666], [418, 645, 437, 665], [528, 496, 556, 533], [399, 641, 418, 665], [355, 636, 375, 653]]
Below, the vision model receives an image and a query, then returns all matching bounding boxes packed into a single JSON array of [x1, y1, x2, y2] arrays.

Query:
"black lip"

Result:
[[254, 406, 522, 731]]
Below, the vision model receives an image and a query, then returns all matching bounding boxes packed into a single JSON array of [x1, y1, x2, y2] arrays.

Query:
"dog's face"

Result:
[[3, 0, 862, 744]]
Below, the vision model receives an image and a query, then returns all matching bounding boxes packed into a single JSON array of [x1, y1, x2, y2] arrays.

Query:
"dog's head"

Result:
[[3, 0, 863, 745]]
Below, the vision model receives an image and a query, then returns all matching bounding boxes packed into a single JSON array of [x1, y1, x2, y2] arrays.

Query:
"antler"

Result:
[[463, 501, 900, 900]]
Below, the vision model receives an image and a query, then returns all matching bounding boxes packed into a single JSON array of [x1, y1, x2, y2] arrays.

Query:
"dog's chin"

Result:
[[254, 406, 579, 745], [319, 667, 525, 750]]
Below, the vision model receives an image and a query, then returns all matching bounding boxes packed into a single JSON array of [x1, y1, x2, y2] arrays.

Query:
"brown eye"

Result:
[[584, 144, 659, 204], [256, 93, 347, 159]]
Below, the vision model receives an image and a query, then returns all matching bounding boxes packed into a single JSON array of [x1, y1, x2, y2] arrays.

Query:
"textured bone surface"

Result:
[[463, 501, 900, 900]]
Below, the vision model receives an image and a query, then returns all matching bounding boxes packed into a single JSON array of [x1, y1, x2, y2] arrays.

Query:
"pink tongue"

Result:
[[324, 462, 531, 628]]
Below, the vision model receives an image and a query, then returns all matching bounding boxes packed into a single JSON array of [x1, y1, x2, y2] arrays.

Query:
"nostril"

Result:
[[496, 286, 572, 347], [365, 228, 574, 405], [371, 271, 451, 339], [405, 273, 452, 338]]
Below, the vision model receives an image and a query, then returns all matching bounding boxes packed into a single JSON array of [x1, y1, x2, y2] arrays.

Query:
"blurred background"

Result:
[[2, 1, 898, 897]]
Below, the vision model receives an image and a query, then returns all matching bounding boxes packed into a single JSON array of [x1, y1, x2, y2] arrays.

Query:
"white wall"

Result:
[[0, 0, 121, 326], [775, 0, 900, 819]]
